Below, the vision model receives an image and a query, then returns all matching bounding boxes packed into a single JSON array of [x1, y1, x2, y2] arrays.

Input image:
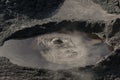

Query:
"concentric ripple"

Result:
[[36, 32, 110, 67], [0, 32, 110, 69]]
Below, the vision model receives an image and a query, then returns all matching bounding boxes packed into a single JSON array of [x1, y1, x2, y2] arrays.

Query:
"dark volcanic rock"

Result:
[[104, 18, 120, 50], [0, 0, 64, 19], [93, 0, 120, 14], [93, 50, 120, 80]]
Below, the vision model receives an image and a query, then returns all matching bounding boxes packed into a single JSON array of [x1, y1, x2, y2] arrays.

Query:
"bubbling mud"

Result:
[[36, 32, 110, 67], [0, 31, 110, 70]]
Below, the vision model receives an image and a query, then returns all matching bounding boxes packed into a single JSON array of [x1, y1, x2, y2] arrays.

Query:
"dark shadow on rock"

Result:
[[93, 49, 120, 80], [0, 0, 65, 19], [5, 20, 105, 41], [108, 18, 120, 38]]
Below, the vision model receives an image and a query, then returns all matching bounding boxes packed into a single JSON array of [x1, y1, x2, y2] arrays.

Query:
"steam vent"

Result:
[[0, 0, 120, 80]]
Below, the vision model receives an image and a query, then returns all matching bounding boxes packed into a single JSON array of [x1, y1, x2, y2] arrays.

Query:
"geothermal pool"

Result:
[[0, 32, 110, 70]]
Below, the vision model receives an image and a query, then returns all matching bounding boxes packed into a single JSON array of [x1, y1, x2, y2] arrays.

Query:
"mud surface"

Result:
[[0, 32, 110, 70]]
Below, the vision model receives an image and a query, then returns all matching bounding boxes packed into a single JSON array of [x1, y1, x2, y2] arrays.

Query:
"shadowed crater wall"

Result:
[[0, 0, 64, 19]]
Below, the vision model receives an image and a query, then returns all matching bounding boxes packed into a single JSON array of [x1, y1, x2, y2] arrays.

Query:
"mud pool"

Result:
[[0, 32, 111, 70]]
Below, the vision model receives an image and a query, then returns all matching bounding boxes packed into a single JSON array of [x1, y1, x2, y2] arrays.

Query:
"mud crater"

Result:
[[0, 30, 111, 70]]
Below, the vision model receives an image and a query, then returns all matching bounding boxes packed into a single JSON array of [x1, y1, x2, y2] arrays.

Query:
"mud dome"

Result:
[[0, 32, 110, 70]]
